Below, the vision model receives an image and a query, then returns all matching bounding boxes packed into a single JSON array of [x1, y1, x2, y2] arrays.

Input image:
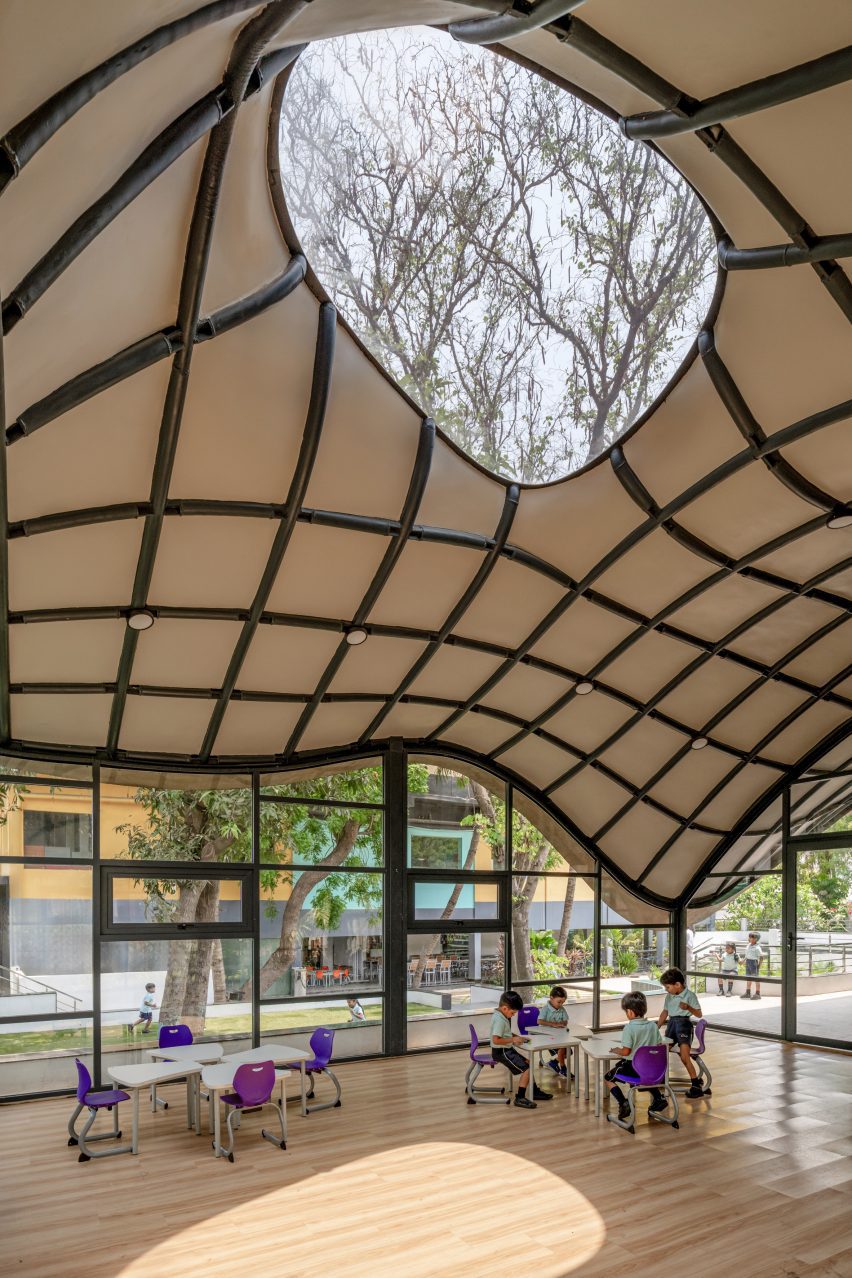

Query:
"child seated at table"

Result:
[[538, 985, 570, 1078], [658, 966, 704, 1098], [605, 991, 666, 1122], [490, 990, 551, 1108]]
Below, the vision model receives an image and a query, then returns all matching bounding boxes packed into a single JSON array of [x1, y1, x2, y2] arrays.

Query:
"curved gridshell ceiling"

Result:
[[1, 0, 852, 909]]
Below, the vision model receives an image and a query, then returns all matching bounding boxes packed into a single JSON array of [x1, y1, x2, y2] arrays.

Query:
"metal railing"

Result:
[[0, 964, 82, 1013]]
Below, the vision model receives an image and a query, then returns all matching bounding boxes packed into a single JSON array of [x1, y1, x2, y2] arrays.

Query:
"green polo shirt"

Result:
[[620, 1017, 662, 1059], [490, 1008, 514, 1047], [538, 1001, 569, 1028], [663, 987, 701, 1018]]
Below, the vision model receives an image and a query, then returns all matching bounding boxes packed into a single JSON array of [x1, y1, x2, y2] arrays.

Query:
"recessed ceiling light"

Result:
[[691, 736, 709, 750], [575, 681, 594, 696], [127, 609, 155, 631], [345, 626, 369, 646], [827, 510, 852, 530]]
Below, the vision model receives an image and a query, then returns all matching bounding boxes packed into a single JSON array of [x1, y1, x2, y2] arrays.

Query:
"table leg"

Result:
[[583, 1048, 590, 1102], [280, 1077, 288, 1144], [300, 1062, 307, 1116], [595, 1060, 601, 1119], [131, 1089, 140, 1155], [213, 1088, 221, 1157], [185, 1076, 192, 1130]]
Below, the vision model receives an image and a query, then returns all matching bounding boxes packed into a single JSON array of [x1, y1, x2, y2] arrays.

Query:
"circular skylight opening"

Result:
[[279, 28, 717, 484]]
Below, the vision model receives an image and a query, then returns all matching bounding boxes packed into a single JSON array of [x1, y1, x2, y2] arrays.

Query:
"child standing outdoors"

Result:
[[538, 985, 570, 1078], [716, 941, 738, 996], [657, 966, 704, 1098], [741, 932, 764, 999], [346, 996, 367, 1024], [606, 991, 666, 1121], [128, 982, 157, 1035], [490, 990, 551, 1109]]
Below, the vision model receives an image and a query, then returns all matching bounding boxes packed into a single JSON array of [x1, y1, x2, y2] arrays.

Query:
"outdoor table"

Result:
[[146, 1041, 225, 1115], [518, 1028, 590, 1094], [224, 1041, 311, 1116], [201, 1060, 292, 1159], [106, 1059, 204, 1154]]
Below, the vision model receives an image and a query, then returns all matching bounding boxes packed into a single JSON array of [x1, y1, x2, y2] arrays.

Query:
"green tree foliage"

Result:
[[280, 28, 716, 481]]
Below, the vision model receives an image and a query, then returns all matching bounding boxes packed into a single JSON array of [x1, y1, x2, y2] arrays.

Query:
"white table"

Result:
[[146, 1041, 225, 1114], [202, 1060, 291, 1159], [107, 1059, 204, 1154], [519, 1029, 590, 1093], [224, 1042, 311, 1116], [576, 1037, 625, 1117]]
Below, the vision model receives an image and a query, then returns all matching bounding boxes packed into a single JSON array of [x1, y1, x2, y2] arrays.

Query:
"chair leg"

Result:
[[220, 1109, 238, 1162], [648, 1083, 680, 1128], [261, 1100, 287, 1151], [467, 1062, 511, 1105], [305, 1066, 342, 1113], [76, 1106, 132, 1161], [606, 1087, 637, 1133], [697, 1058, 713, 1094]]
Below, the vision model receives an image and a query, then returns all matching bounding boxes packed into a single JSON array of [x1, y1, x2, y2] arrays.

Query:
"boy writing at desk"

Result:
[[491, 990, 552, 1109], [658, 966, 704, 1098], [538, 984, 570, 1078]]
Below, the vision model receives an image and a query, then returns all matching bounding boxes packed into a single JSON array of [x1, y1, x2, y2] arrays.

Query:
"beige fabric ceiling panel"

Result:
[[237, 625, 341, 694], [119, 694, 216, 756], [130, 619, 245, 689], [264, 523, 389, 620], [365, 542, 485, 632], [8, 521, 143, 611], [11, 692, 113, 748], [3, 0, 852, 908], [148, 517, 278, 609], [10, 619, 125, 685]]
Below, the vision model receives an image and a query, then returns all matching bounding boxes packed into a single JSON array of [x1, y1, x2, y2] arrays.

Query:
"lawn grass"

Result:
[[0, 1003, 441, 1056]]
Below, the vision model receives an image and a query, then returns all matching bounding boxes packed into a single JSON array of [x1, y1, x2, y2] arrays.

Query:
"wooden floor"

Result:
[[2, 1036, 852, 1278]]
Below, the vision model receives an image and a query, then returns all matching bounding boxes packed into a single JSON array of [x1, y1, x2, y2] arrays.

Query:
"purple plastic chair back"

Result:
[[692, 1018, 707, 1055], [308, 1027, 335, 1068], [232, 1061, 275, 1107], [75, 1058, 92, 1103], [469, 1023, 495, 1064], [627, 1045, 668, 1087], [517, 1005, 539, 1034], [158, 1024, 192, 1049]]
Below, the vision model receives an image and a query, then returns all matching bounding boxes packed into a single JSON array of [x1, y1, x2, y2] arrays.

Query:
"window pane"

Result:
[[512, 792, 595, 872], [0, 1019, 93, 1098], [0, 756, 91, 783], [0, 863, 92, 1011], [99, 938, 253, 1057], [259, 869, 383, 998], [599, 928, 671, 1025], [688, 882, 781, 1036], [0, 786, 92, 859], [260, 997, 381, 1059], [511, 875, 594, 983], [513, 980, 595, 1029], [408, 759, 505, 870], [100, 780, 251, 863], [601, 873, 671, 926], [412, 879, 498, 922], [108, 874, 246, 928], [260, 759, 383, 802], [406, 931, 505, 1050], [260, 804, 383, 867]]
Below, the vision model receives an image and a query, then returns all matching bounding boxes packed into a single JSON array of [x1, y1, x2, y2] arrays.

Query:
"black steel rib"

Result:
[[0, 0, 270, 194], [697, 331, 837, 511], [6, 255, 306, 444], [621, 45, 852, 139], [355, 483, 520, 744], [197, 300, 336, 761], [449, 0, 587, 45], [282, 417, 436, 757], [105, 0, 308, 757], [1, 44, 305, 335], [718, 234, 852, 271], [0, 288, 8, 741], [548, 13, 852, 325]]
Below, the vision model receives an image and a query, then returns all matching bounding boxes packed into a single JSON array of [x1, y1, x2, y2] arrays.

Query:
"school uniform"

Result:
[[662, 986, 700, 1045], [490, 1009, 527, 1075]]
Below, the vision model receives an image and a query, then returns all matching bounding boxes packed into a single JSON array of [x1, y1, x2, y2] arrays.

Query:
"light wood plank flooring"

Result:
[[2, 1035, 851, 1278]]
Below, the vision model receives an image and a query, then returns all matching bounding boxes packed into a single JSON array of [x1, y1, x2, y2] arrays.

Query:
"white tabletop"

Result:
[[108, 1059, 203, 1088], [226, 1041, 311, 1066], [520, 1030, 588, 1051], [202, 1061, 292, 1091], [579, 1039, 622, 1058], [148, 1042, 224, 1064]]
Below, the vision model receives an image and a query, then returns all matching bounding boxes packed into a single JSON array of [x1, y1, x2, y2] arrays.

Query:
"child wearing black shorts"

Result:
[[657, 966, 704, 1098], [490, 990, 552, 1109]]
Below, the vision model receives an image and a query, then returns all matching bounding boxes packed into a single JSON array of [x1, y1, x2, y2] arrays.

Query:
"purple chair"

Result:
[[303, 1028, 342, 1113], [465, 1024, 511, 1105], [606, 1045, 679, 1134], [217, 1061, 287, 1163], [67, 1059, 131, 1162], [669, 1017, 713, 1095], [151, 1023, 194, 1111], [517, 1005, 540, 1034]]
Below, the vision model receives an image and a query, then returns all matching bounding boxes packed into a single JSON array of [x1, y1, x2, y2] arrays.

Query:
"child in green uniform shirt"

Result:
[[605, 991, 666, 1121], [539, 985, 570, 1078], [658, 966, 704, 1097]]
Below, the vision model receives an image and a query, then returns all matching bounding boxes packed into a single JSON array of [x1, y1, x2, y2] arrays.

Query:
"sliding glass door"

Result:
[[790, 844, 852, 1049]]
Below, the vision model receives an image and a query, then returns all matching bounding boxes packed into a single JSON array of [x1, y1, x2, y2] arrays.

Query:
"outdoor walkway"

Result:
[[703, 988, 852, 1039]]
